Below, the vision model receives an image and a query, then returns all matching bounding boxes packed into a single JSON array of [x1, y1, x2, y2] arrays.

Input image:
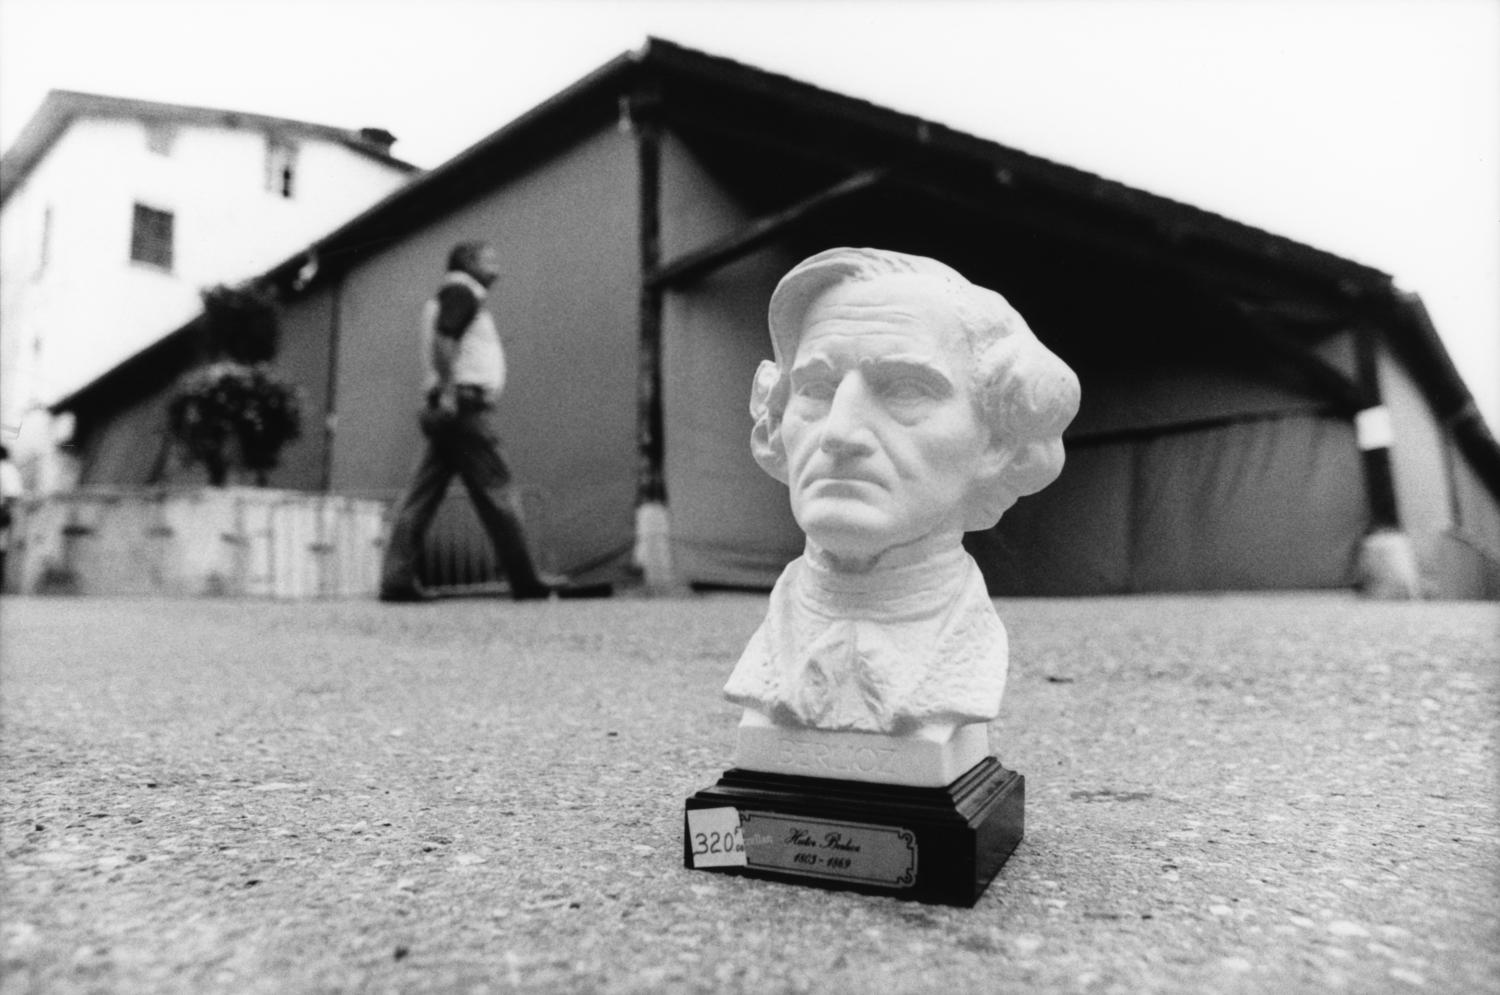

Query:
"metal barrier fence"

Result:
[[416, 485, 553, 594], [9, 487, 389, 598]]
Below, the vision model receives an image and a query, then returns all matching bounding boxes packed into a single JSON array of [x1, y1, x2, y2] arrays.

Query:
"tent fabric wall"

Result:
[[327, 126, 641, 581], [1129, 413, 1365, 591], [74, 389, 174, 486], [966, 330, 1368, 594], [1067, 357, 1333, 438], [970, 412, 1367, 595], [966, 443, 1135, 596], [262, 285, 336, 490], [663, 251, 802, 586], [659, 135, 803, 586]]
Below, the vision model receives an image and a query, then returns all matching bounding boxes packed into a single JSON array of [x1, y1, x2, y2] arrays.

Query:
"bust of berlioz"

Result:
[[725, 248, 1079, 786]]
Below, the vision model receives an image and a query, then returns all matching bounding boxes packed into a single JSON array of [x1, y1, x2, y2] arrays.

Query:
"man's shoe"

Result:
[[554, 582, 612, 599], [510, 581, 613, 601], [379, 584, 435, 603]]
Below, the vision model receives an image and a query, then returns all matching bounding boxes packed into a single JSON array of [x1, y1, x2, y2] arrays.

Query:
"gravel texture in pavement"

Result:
[[1, 592, 1496, 994]]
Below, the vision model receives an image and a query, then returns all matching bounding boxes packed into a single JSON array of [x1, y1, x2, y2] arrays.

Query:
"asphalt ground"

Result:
[[0, 592, 1496, 995]]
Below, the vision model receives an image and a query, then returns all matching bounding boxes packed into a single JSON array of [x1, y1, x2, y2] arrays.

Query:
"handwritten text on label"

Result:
[[686, 807, 747, 868]]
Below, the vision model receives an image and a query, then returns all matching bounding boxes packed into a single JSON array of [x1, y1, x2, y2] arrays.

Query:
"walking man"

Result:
[[379, 240, 557, 602]]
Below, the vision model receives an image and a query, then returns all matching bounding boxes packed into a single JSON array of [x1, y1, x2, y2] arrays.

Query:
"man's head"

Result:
[[750, 248, 1078, 561], [447, 241, 501, 288]]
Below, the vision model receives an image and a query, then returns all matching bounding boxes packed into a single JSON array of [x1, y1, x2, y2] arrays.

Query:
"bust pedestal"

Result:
[[684, 756, 1023, 907], [685, 708, 1024, 907]]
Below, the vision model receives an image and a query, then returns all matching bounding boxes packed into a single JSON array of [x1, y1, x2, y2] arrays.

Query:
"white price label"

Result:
[[686, 807, 746, 868]]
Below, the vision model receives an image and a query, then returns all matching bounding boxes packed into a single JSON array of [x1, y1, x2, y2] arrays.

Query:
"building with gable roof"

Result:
[[42, 40, 1500, 598]]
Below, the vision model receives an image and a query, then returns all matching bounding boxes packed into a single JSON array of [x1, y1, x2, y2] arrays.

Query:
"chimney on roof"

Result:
[[358, 127, 396, 153]]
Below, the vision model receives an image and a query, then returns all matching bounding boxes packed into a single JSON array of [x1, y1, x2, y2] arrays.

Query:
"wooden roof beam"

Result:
[[1229, 306, 1367, 413], [647, 168, 889, 290], [880, 170, 1361, 311]]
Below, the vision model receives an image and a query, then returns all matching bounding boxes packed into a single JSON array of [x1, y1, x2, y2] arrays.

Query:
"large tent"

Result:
[[56, 40, 1500, 598]]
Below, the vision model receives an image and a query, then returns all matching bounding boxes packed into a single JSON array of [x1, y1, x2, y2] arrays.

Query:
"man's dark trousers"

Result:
[[380, 403, 547, 598]]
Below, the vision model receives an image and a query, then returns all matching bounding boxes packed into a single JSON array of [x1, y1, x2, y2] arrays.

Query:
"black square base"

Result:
[[684, 757, 1023, 907]]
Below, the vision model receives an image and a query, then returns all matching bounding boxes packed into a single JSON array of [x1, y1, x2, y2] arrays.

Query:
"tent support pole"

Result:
[[633, 95, 665, 505], [319, 272, 343, 493], [1351, 324, 1421, 598], [630, 89, 680, 592], [1353, 325, 1401, 530]]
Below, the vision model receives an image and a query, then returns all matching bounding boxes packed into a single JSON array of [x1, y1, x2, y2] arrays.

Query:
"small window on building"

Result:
[[264, 138, 297, 199], [130, 203, 174, 270], [145, 122, 177, 155]]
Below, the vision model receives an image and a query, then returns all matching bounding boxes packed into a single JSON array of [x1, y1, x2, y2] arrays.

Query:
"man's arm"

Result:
[[435, 283, 479, 337], [428, 283, 480, 409]]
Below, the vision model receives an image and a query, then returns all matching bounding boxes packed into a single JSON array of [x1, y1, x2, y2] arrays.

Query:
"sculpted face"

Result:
[[782, 274, 996, 566]]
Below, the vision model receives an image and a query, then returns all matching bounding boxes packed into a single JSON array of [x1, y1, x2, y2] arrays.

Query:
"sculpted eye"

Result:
[[881, 376, 939, 402], [792, 374, 836, 402]]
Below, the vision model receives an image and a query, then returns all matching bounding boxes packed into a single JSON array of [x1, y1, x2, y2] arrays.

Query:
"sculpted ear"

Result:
[[960, 434, 1011, 532], [749, 360, 790, 484], [964, 435, 1068, 532], [975, 433, 1011, 485], [980, 437, 1066, 500]]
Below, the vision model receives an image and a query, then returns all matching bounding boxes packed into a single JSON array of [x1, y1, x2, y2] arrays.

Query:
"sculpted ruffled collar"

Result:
[[797, 543, 971, 621]]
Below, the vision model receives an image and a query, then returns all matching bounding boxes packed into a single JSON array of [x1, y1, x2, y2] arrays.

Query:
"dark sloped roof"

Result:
[[644, 40, 1397, 288], [0, 90, 419, 207], [239, 37, 1397, 300], [49, 38, 1496, 493]]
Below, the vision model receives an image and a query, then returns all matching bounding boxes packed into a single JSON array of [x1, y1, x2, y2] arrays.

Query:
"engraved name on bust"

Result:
[[725, 248, 1080, 738]]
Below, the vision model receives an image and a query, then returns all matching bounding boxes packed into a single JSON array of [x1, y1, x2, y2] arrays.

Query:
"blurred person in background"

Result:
[[0, 443, 23, 591], [378, 240, 605, 602]]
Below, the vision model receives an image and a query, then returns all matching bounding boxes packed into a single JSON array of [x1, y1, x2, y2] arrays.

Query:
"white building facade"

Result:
[[0, 92, 417, 488]]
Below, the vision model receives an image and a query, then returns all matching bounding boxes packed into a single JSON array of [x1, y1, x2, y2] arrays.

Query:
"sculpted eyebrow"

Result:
[[824, 302, 919, 320], [790, 357, 837, 378], [863, 357, 954, 390]]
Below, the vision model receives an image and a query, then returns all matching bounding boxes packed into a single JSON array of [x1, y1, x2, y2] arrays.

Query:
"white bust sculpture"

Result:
[[725, 248, 1079, 786]]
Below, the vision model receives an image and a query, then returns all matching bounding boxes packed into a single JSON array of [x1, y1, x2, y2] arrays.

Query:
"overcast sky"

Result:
[[2, 0, 1495, 430]]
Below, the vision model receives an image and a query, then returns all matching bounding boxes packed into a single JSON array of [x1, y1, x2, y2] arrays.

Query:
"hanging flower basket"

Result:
[[165, 282, 303, 486], [167, 361, 303, 486]]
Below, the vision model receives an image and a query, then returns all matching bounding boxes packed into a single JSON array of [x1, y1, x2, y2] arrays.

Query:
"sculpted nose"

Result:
[[819, 376, 876, 457]]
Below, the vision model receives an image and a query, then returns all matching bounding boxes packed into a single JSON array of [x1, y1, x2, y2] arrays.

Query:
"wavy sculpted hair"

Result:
[[749, 247, 1081, 531]]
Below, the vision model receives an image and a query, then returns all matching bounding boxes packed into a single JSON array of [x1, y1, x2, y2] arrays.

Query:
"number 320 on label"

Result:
[[686, 807, 748, 868]]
